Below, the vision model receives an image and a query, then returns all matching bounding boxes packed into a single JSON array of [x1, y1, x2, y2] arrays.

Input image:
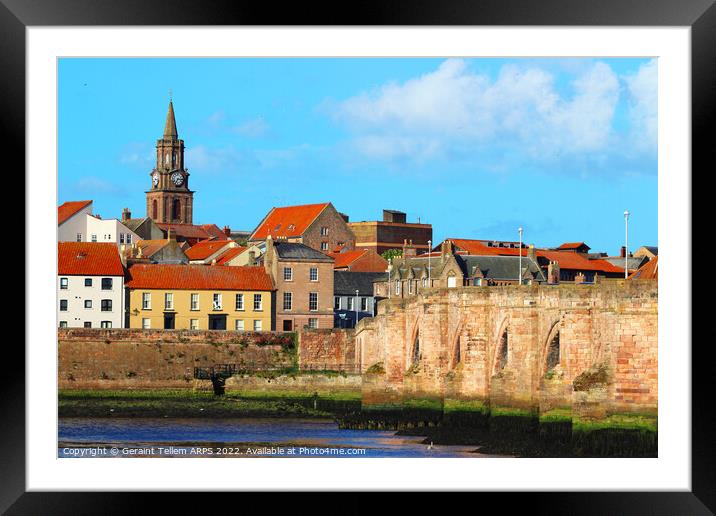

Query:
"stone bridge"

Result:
[[354, 281, 657, 418]]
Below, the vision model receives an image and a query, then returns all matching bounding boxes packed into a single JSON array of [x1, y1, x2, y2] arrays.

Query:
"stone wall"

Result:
[[58, 328, 295, 389], [355, 281, 658, 416], [298, 328, 357, 372]]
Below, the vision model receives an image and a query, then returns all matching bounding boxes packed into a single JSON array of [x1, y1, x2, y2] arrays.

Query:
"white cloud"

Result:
[[329, 59, 623, 163], [234, 116, 270, 138], [624, 59, 657, 152]]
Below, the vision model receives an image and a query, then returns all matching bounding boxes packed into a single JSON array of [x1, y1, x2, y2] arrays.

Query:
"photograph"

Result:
[[56, 56, 659, 460]]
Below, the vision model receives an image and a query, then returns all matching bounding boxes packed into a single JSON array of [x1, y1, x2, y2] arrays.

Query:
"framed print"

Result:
[[4, 0, 712, 512]]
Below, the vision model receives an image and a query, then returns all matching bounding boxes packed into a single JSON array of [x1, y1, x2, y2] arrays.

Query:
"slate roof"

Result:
[[603, 256, 647, 271], [273, 242, 334, 262], [459, 255, 546, 282], [122, 217, 149, 233], [58, 200, 92, 225], [334, 271, 386, 296], [58, 242, 124, 276], [250, 203, 330, 240], [126, 264, 273, 291]]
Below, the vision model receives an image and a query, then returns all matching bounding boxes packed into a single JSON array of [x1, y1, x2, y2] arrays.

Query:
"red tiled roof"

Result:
[[558, 242, 589, 250], [447, 238, 623, 274], [329, 249, 367, 269], [200, 224, 230, 240], [58, 242, 124, 276], [58, 200, 92, 226], [136, 239, 170, 258], [126, 264, 273, 291], [185, 239, 234, 260], [215, 246, 248, 265], [156, 223, 215, 240], [250, 203, 330, 240], [629, 256, 658, 280]]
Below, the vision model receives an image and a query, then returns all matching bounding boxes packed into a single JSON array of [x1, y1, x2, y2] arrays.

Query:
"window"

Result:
[[190, 319, 199, 330], [347, 297, 354, 311], [361, 297, 367, 312], [101, 299, 112, 312], [142, 292, 151, 310], [127, 234, 132, 244], [283, 292, 292, 311], [320, 227, 328, 236], [235, 293, 244, 311], [235, 320, 245, 331], [91, 234, 97, 242], [309, 292, 318, 311], [142, 318, 151, 329], [164, 293, 173, 310], [283, 320, 293, 331], [253, 294, 262, 311], [213, 293, 222, 310], [309, 267, 318, 281], [120, 233, 125, 244], [334, 296, 341, 310], [101, 321, 112, 329], [84, 322, 92, 328], [76, 233, 82, 242], [321, 242, 329, 251], [253, 320, 262, 332], [85, 278, 92, 287], [59, 300, 68, 311], [191, 293, 199, 310], [60, 277, 68, 289], [59, 321, 68, 328], [84, 300, 92, 309], [101, 278, 113, 290], [283, 267, 293, 281], [447, 274, 457, 288], [308, 318, 318, 329], [172, 199, 181, 220]]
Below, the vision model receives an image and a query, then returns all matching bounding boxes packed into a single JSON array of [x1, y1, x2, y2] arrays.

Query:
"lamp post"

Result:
[[355, 289, 359, 328], [518, 227, 523, 285], [427, 239, 432, 287], [624, 210, 630, 279]]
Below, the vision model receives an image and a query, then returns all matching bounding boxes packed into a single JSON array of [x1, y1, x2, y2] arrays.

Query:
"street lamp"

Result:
[[518, 227, 523, 285], [427, 239, 432, 287], [624, 210, 630, 279], [355, 289, 359, 328]]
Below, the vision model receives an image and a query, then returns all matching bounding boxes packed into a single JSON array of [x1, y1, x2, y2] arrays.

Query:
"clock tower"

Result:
[[146, 100, 194, 224]]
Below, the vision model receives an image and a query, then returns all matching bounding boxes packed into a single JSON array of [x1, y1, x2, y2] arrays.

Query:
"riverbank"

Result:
[[59, 389, 361, 419]]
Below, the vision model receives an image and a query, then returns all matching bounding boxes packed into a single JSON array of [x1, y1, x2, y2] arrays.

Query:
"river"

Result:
[[58, 417, 508, 458]]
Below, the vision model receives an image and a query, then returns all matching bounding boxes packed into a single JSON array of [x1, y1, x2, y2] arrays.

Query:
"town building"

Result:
[[262, 237, 334, 331], [348, 209, 432, 256], [58, 200, 140, 246], [214, 244, 262, 266], [634, 246, 658, 260], [328, 248, 388, 273], [124, 234, 189, 265], [185, 238, 238, 264], [57, 242, 126, 329], [120, 209, 165, 240], [145, 100, 194, 224], [334, 271, 385, 328], [249, 202, 355, 253], [153, 222, 229, 246], [125, 264, 273, 331]]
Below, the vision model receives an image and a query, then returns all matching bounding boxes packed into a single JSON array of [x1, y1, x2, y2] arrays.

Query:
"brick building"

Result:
[[348, 209, 432, 256], [262, 237, 335, 331], [249, 202, 355, 253]]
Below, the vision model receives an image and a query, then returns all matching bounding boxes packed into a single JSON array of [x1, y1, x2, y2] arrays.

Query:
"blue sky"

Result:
[[58, 58, 657, 253]]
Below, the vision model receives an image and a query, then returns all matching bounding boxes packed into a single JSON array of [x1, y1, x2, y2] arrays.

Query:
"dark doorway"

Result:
[[283, 320, 293, 331], [208, 314, 227, 330], [163, 313, 175, 330]]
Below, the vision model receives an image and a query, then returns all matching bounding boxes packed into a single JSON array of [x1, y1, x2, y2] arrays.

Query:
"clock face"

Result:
[[152, 173, 159, 186], [170, 172, 184, 187]]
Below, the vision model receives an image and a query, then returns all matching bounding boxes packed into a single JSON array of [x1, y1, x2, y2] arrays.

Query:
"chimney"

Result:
[[440, 240, 453, 261], [264, 235, 274, 273], [248, 250, 256, 266], [575, 272, 586, 284], [223, 225, 231, 237], [402, 239, 417, 258], [528, 243, 536, 262], [122, 208, 131, 221], [547, 260, 560, 284], [620, 246, 626, 258]]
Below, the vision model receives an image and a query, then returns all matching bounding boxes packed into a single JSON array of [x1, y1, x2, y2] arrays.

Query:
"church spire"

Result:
[[163, 99, 178, 139]]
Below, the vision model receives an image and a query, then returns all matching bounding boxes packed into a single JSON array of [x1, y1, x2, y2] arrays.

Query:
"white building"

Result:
[[57, 200, 140, 246], [58, 242, 126, 329]]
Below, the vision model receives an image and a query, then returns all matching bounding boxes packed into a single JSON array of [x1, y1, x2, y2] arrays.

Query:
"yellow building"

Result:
[[126, 264, 274, 331]]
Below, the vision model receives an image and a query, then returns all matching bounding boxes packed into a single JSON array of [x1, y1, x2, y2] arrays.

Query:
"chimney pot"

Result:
[[223, 225, 231, 237]]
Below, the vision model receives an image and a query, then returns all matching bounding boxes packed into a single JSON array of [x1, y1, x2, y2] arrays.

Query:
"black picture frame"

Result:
[[5, 0, 709, 512]]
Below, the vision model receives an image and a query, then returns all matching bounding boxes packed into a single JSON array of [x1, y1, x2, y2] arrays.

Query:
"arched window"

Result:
[[152, 200, 158, 219], [447, 272, 457, 288], [546, 330, 560, 372], [172, 199, 181, 220], [497, 329, 508, 371]]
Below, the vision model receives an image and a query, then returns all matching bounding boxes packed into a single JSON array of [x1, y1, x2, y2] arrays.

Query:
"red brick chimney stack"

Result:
[[223, 225, 231, 237], [122, 208, 131, 221]]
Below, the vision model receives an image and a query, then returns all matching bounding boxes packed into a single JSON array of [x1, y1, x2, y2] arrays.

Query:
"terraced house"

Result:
[[125, 264, 274, 331]]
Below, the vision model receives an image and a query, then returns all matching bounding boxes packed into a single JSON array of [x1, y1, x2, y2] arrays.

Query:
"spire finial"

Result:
[[169, 88, 172, 102], [163, 97, 178, 139]]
